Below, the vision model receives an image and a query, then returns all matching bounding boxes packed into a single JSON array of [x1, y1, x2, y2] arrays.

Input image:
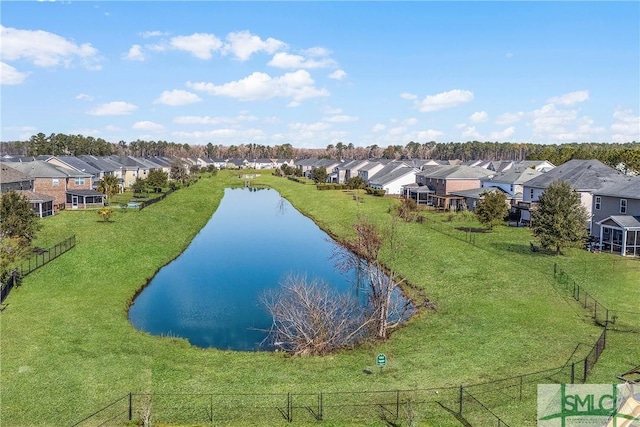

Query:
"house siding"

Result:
[[591, 196, 640, 237]]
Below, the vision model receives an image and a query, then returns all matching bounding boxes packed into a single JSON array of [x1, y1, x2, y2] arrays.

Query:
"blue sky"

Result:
[[2, 1, 639, 148]]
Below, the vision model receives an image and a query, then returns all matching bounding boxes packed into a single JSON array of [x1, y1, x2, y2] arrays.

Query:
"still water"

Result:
[[128, 187, 367, 351]]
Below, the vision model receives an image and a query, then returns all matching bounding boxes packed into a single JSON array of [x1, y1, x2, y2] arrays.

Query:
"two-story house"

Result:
[[591, 177, 640, 257], [0, 163, 55, 218], [7, 161, 103, 210], [520, 159, 629, 230], [413, 165, 495, 210]]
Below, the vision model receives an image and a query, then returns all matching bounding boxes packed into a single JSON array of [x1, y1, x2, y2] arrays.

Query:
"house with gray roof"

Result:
[[0, 163, 33, 193], [7, 160, 103, 210], [412, 165, 495, 210], [46, 156, 101, 189], [333, 159, 369, 183], [591, 177, 640, 256], [520, 159, 629, 229], [368, 166, 419, 195], [481, 166, 543, 207], [449, 186, 510, 211]]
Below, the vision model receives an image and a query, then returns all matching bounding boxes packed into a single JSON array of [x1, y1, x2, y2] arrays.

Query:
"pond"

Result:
[[129, 187, 387, 351]]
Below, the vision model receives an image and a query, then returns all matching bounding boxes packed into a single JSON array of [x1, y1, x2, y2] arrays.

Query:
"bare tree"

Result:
[[261, 274, 369, 356], [341, 217, 411, 340]]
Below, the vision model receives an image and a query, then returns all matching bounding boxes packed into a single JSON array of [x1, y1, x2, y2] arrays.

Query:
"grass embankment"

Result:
[[0, 170, 635, 426]]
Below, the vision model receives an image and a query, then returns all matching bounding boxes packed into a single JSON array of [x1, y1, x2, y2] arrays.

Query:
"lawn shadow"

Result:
[[490, 241, 557, 256]]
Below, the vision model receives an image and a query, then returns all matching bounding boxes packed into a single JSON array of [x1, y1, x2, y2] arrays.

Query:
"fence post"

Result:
[[396, 390, 400, 419], [458, 385, 463, 414], [583, 358, 588, 383], [553, 262, 557, 278], [570, 362, 574, 384], [128, 392, 133, 421], [318, 392, 323, 421]]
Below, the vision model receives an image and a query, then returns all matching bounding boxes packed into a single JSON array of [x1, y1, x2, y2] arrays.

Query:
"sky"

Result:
[[1, 1, 639, 149]]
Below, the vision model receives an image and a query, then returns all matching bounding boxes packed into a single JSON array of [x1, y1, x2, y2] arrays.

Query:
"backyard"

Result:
[[0, 170, 637, 426]]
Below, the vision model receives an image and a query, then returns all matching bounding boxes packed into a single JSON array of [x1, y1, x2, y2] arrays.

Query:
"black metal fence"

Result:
[[553, 263, 640, 333], [1, 235, 76, 304], [138, 188, 176, 211]]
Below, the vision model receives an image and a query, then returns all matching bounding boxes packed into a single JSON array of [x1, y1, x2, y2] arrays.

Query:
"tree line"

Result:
[[1, 134, 638, 173]]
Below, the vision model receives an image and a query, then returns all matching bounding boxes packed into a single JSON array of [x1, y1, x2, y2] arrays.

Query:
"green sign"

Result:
[[376, 353, 387, 367]]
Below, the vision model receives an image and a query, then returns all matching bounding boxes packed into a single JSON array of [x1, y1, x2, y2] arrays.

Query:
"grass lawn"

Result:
[[0, 170, 636, 426]]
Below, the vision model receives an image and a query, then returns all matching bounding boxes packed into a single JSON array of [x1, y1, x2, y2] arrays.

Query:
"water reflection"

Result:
[[129, 188, 378, 351]]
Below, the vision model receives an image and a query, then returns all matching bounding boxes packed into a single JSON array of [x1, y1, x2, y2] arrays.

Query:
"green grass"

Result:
[[0, 170, 636, 426]]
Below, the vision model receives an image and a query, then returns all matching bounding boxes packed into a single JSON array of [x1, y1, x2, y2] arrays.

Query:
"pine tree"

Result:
[[531, 181, 589, 254]]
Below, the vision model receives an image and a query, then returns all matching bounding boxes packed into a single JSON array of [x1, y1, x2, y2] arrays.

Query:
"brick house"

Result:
[[7, 160, 103, 210]]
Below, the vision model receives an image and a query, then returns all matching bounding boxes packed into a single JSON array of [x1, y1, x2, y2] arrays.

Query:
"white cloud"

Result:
[[154, 89, 201, 106], [133, 121, 165, 132], [496, 111, 525, 125], [284, 122, 333, 141], [531, 103, 579, 137], [414, 129, 444, 141], [187, 70, 329, 103], [611, 109, 640, 142], [75, 93, 93, 101], [170, 33, 223, 60], [389, 126, 406, 136], [323, 107, 342, 115], [268, 52, 336, 69], [400, 92, 418, 101], [289, 122, 330, 132], [328, 69, 347, 80], [140, 31, 169, 38], [403, 118, 418, 126], [505, 52, 514, 59], [414, 89, 474, 112], [223, 31, 286, 61], [171, 128, 268, 142], [489, 127, 516, 141], [1, 25, 101, 70], [304, 47, 332, 57], [124, 44, 145, 61], [469, 111, 488, 123], [173, 114, 258, 125], [325, 115, 358, 123], [461, 126, 481, 140], [372, 124, 386, 132], [547, 90, 589, 106], [0, 62, 29, 85], [87, 101, 137, 116]]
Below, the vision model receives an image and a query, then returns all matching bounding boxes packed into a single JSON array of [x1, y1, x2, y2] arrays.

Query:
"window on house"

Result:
[[530, 188, 534, 200], [595, 196, 601, 210], [620, 199, 627, 214], [75, 177, 85, 185], [52, 178, 59, 187]]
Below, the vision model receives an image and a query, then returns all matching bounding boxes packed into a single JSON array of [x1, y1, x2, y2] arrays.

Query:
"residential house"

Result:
[[410, 165, 495, 210], [519, 159, 629, 230], [0, 163, 54, 218], [0, 163, 33, 192], [106, 156, 149, 188], [7, 160, 103, 210], [302, 158, 341, 180], [77, 155, 122, 190], [449, 187, 511, 211], [46, 156, 101, 189], [368, 166, 419, 196], [332, 159, 369, 183], [591, 177, 640, 257], [357, 160, 393, 183], [481, 166, 543, 207]]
